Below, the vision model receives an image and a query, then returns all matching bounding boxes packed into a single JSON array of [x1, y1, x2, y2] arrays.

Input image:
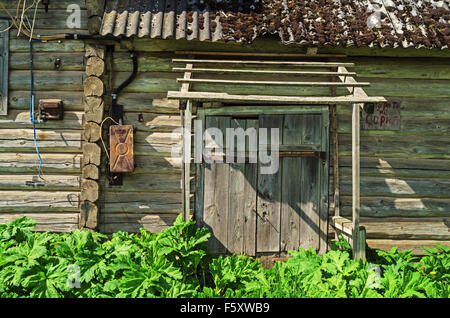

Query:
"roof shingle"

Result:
[[100, 0, 450, 49]]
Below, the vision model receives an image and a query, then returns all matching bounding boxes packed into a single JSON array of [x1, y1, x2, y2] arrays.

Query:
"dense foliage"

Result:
[[0, 216, 448, 298]]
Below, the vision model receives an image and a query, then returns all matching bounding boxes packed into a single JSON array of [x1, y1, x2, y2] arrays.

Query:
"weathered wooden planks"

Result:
[[0, 129, 82, 152], [338, 176, 450, 198], [366, 240, 450, 255], [0, 191, 79, 212], [9, 70, 85, 91], [0, 153, 82, 173], [101, 191, 182, 214], [256, 115, 283, 253], [361, 217, 450, 241], [0, 109, 83, 129], [203, 116, 230, 254], [0, 175, 80, 190], [99, 213, 178, 234], [280, 115, 303, 252], [227, 119, 258, 255], [339, 197, 450, 218], [0, 213, 79, 232], [338, 134, 450, 159]]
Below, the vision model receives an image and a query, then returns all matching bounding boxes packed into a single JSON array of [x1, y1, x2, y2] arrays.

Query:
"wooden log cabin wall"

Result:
[[0, 0, 88, 231], [0, 0, 448, 255]]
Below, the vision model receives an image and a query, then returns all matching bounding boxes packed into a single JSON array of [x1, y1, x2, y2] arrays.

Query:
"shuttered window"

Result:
[[0, 20, 8, 115]]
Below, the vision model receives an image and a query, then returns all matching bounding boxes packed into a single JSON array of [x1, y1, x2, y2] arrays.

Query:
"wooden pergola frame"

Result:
[[167, 57, 387, 260]]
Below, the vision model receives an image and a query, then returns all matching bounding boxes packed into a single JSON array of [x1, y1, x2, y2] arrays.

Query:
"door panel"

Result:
[[201, 111, 328, 256]]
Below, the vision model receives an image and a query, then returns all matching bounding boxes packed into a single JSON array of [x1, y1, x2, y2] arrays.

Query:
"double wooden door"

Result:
[[197, 109, 329, 256]]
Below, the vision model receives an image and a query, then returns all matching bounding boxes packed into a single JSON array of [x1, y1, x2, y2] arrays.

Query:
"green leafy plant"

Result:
[[0, 216, 448, 298]]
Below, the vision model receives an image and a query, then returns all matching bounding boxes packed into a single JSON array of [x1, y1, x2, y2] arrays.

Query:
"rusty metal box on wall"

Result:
[[109, 125, 134, 173]]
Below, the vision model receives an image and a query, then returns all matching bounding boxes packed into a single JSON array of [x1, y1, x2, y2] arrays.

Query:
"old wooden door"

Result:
[[197, 109, 329, 256]]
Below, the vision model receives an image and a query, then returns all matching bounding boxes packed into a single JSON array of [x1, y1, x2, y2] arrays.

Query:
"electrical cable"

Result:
[[29, 39, 43, 179]]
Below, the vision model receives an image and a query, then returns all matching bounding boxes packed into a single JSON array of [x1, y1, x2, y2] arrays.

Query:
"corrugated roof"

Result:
[[100, 0, 450, 49]]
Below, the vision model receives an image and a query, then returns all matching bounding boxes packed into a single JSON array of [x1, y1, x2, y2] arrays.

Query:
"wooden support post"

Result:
[[181, 64, 193, 221], [184, 101, 192, 221], [352, 103, 364, 260], [338, 66, 368, 260]]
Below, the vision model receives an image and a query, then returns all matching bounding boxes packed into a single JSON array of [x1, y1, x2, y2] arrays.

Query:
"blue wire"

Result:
[[30, 40, 43, 178]]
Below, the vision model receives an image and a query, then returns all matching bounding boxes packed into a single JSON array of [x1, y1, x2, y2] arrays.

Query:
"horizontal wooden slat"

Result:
[[0, 129, 82, 153], [132, 155, 182, 173], [173, 67, 357, 76], [175, 51, 348, 58], [167, 91, 387, 104], [177, 78, 371, 87], [336, 167, 450, 179], [0, 175, 80, 190], [0, 153, 82, 173], [338, 134, 450, 159], [1, 0, 86, 9], [0, 110, 83, 129], [366, 239, 450, 255], [333, 216, 450, 245], [10, 38, 85, 53], [99, 213, 178, 234], [338, 175, 450, 198], [10, 52, 85, 71], [134, 131, 181, 155], [0, 213, 79, 232], [361, 217, 450, 241], [9, 91, 84, 111], [0, 191, 79, 212], [122, 112, 180, 132], [337, 97, 450, 118], [0, 9, 87, 30], [101, 192, 182, 213], [105, 173, 183, 193], [9, 70, 85, 91], [339, 156, 450, 171], [339, 196, 450, 218], [172, 59, 355, 67]]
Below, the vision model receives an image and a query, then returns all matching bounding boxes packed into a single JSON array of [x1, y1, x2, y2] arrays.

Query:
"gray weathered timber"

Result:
[[227, 119, 258, 255], [256, 115, 283, 253], [366, 240, 450, 255], [339, 196, 450, 218], [0, 191, 79, 212], [203, 116, 230, 254], [0, 175, 80, 191], [168, 91, 387, 104], [299, 124, 321, 250], [242, 119, 258, 256], [0, 153, 82, 173], [173, 59, 355, 67], [280, 115, 303, 252], [0, 213, 78, 232], [101, 191, 182, 214], [99, 213, 178, 234], [0, 20, 9, 115]]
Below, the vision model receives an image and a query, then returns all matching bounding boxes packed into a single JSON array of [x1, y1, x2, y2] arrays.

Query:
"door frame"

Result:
[[194, 105, 330, 254]]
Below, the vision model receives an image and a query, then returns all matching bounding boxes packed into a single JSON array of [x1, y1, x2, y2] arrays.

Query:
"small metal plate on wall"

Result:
[[38, 99, 64, 121], [110, 125, 134, 173], [362, 102, 400, 130]]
